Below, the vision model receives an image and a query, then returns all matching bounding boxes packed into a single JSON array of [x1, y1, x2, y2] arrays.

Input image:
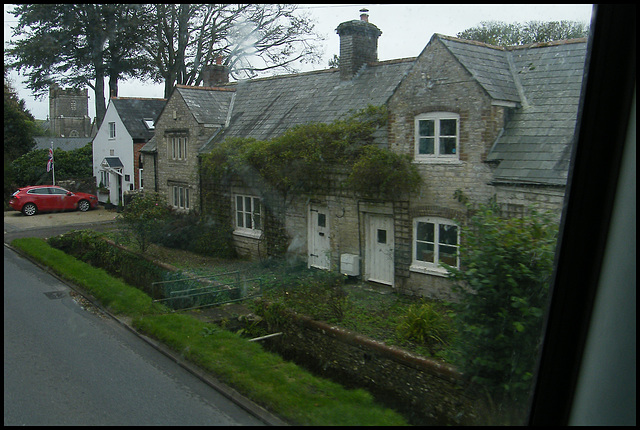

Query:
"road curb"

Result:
[[4, 241, 289, 426]]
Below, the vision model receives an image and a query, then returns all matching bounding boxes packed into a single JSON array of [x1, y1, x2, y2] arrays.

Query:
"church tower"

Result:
[[49, 84, 93, 137]]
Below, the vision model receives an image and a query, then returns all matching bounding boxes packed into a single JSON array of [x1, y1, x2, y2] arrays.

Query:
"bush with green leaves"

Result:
[[395, 301, 455, 353], [445, 202, 558, 413], [151, 212, 237, 259], [116, 192, 171, 252]]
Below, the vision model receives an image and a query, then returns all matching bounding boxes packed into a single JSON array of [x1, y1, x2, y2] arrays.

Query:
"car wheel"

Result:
[[22, 202, 37, 216], [78, 200, 90, 212]]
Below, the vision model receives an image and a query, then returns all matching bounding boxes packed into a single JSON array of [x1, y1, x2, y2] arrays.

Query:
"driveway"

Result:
[[4, 206, 119, 243]]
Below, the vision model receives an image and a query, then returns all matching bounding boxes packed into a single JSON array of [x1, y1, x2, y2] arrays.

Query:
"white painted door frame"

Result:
[[365, 214, 395, 286], [308, 204, 331, 269]]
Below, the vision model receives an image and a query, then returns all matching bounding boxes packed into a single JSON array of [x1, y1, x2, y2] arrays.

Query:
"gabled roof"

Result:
[[140, 86, 234, 154], [486, 39, 587, 186], [101, 157, 124, 169], [200, 58, 415, 152], [174, 85, 235, 125], [110, 97, 166, 141], [437, 34, 521, 103], [436, 34, 587, 186]]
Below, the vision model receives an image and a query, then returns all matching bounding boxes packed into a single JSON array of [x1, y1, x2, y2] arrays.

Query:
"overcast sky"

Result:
[[4, 4, 594, 120]]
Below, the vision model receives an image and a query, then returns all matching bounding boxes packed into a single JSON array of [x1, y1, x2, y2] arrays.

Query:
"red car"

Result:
[[9, 185, 99, 216]]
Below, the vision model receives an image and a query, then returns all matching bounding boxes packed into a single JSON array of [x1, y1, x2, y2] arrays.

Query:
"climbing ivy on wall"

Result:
[[199, 105, 422, 257], [200, 105, 421, 202]]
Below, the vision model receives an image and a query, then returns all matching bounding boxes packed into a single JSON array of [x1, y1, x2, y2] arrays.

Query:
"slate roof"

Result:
[[200, 58, 415, 152], [438, 35, 521, 103], [111, 98, 167, 141], [34, 136, 91, 152], [102, 157, 124, 169], [174, 85, 235, 125], [438, 35, 587, 186], [488, 39, 587, 186]]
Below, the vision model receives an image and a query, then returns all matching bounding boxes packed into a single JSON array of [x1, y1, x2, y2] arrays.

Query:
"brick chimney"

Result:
[[335, 8, 382, 80], [202, 56, 229, 86]]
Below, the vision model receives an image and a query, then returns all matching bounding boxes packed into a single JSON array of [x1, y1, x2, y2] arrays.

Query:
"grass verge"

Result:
[[11, 237, 163, 317], [133, 313, 407, 425], [9, 237, 408, 426]]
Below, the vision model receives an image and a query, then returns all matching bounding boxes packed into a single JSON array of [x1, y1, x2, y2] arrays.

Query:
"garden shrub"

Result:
[[396, 301, 455, 352], [259, 259, 348, 322], [446, 201, 558, 416], [151, 212, 237, 259], [47, 229, 167, 297], [116, 191, 171, 253]]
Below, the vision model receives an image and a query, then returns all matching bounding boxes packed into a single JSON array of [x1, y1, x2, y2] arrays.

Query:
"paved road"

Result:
[[4, 206, 119, 243], [3, 245, 265, 426]]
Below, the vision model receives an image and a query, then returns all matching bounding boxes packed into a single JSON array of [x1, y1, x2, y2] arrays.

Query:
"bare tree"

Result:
[[141, 4, 324, 98]]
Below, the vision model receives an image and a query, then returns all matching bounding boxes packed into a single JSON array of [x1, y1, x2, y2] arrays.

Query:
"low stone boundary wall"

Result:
[[255, 302, 480, 425]]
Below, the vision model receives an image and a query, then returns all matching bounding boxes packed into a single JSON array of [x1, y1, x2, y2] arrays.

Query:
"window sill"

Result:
[[412, 158, 463, 165], [410, 264, 451, 277], [233, 229, 263, 240]]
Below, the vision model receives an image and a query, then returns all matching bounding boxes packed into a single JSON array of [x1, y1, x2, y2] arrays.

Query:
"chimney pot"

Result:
[[360, 8, 369, 22]]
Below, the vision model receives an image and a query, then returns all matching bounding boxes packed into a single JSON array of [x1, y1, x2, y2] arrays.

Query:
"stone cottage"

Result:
[[142, 11, 587, 299]]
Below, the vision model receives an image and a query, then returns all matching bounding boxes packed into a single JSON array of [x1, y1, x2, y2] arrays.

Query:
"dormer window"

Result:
[[414, 112, 459, 162]]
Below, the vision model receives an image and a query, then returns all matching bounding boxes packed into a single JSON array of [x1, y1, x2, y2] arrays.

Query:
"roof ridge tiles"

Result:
[[437, 33, 588, 51], [506, 37, 589, 50], [176, 84, 236, 92]]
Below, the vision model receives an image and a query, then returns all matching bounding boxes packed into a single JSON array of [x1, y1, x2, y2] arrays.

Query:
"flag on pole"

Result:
[[47, 146, 54, 172]]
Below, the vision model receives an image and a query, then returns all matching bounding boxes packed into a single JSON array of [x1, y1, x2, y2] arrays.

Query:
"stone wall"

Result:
[[256, 301, 480, 425]]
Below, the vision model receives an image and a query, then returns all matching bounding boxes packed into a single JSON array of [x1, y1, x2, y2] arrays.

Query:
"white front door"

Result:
[[365, 215, 394, 286], [308, 205, 330, 269]]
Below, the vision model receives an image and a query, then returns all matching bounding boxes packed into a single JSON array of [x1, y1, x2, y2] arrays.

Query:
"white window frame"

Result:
[[169, 136, 188, 160], [108, 122, 116, 139], [171, 185, 190, 210], [414, 112, 460, 162], [100, 171, 109, 188], [234, 194, 263, 237], [411, 216, 459, 276]]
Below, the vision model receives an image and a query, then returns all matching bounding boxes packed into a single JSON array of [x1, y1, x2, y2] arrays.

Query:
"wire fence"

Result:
[[152, 270, 265, 311]]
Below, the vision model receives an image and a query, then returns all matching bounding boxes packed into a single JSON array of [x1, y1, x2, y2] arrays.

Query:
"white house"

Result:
[[92, 97, 166, 204]]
